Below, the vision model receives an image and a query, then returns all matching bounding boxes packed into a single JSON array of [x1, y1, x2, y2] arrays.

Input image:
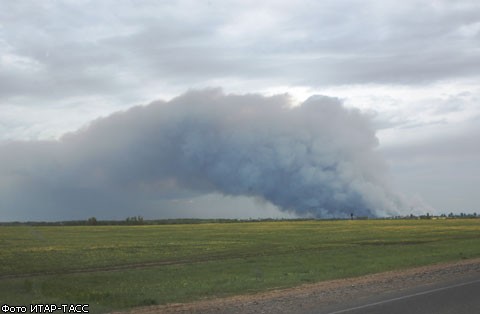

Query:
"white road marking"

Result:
[[325, 278, 480, 314]]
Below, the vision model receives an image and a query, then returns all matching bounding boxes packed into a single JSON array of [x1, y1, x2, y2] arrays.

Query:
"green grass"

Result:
[[1, 219, 479, 313]]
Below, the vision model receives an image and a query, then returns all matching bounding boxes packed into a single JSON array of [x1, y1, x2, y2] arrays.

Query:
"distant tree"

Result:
[[87, 217, 97, 225], [125, 215, 144, 225]]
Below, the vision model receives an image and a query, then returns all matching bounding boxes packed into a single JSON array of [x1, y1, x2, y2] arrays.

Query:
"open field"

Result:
[[0, 219, 479, 313]]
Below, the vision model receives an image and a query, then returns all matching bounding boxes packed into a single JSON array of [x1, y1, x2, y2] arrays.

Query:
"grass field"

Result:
[[1, 219, 479, 313]]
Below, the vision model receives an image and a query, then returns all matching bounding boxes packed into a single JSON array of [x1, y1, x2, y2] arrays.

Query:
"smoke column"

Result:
[[0, 89, 408, 220]]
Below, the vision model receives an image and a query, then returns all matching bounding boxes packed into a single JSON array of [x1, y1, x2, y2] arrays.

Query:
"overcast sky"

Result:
[[1, 0, 479, 221]]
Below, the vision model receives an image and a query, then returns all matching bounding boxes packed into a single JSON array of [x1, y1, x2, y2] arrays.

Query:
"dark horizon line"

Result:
[[1, 214, 478, 226]]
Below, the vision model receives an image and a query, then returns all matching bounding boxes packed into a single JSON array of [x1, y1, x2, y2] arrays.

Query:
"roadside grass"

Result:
[[0, 219, 479, 313]]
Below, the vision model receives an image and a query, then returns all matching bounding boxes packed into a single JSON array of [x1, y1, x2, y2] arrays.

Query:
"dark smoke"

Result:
[[0, 89, 408, 220]]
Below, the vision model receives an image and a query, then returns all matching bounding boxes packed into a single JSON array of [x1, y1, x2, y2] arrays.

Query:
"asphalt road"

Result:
[[315, 276, 480, 314]]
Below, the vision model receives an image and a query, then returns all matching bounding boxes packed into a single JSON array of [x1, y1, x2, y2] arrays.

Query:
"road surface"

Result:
[[316, 275, 480, 314]]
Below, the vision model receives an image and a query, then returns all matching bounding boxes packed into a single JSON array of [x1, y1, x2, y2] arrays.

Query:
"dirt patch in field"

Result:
[[117, 258, 480, 314]]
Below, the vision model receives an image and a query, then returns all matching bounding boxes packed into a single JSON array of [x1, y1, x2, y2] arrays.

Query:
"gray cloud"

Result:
[[0, 89, 409, 221], [382, 118, 480, 212], [2, 0, 480, 107], [383, 118, 480, 161]]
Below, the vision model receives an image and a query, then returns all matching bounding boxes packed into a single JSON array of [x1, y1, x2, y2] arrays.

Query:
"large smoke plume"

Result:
[[0, 89, 408, 220]]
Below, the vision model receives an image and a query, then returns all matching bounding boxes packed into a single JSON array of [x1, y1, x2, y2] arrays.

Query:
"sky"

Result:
[[1, 0, 479, 221]]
